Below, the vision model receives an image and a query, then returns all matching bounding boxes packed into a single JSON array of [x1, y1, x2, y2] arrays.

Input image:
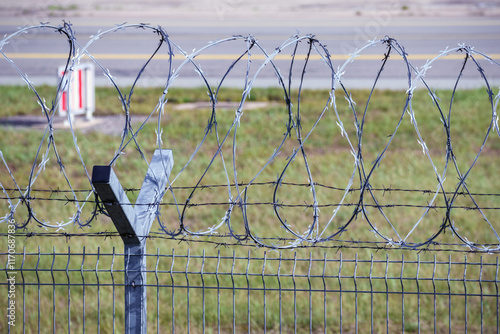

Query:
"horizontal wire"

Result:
[[4, 183, 500, 197], [3, 232, 499, 254], [1, 23, 500, 252], [2, 195, 499, 212]]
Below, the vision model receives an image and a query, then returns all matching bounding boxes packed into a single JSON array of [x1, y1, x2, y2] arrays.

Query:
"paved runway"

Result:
[[1, 15, 499, 89]]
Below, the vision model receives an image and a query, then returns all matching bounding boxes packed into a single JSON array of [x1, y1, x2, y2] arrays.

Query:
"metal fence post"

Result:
[[92, 149, 174, 334]]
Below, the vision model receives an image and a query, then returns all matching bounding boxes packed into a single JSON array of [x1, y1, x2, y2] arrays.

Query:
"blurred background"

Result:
[[1, 0, 499, 88]]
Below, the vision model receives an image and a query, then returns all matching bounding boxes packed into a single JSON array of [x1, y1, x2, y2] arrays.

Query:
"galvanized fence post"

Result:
[[92, 149, 174, 334]]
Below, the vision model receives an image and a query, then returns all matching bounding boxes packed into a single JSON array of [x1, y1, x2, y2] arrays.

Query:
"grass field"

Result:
[[0, 85, 499, 332]]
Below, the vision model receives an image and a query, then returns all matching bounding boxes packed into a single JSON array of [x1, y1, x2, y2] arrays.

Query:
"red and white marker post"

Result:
[[58, 63, 95, 123]]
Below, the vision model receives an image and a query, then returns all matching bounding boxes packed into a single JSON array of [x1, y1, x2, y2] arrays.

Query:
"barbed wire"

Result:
[[5, 183, 500, 197], [4, 193, 500, 212], [1, 22, 500, 252]]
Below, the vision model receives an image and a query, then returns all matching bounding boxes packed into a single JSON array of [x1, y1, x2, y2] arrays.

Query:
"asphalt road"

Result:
[[1, 17, 499, 90]]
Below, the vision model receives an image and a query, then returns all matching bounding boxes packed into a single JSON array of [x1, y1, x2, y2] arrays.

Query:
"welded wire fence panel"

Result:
[[1, 23, 500, 252], [1, 248, 499, 333]]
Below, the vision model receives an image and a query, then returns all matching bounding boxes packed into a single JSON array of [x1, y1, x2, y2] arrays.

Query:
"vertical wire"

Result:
[[385, 254, 389, 334], [496, 257, 499, 334], [400, 254, 405, 334], [246, 250, 251, 334], [231, 250, 236, 334], [6, 244, 12, 334], [21, 246, 26, 334], [308, 252, 313, 334], [463, 255, 468, 334], [51, 247, 56, 334], [447, 255, 452, 334], [66, 247, 71, 334], [170, 248, 175, 334], [36, 246, 40, 334], [125, 248, 130, 333], [432, 255, 436, 334], [96, 247, 100, 334], [339, 252, 343, 334], [200, 249, 205, 334], [262, 251, 267, 334], [416, 254, 421, 334], [95, 247, 101, 333], [479, 256, 484, 334], [110, 247, 115, 334], [217, 250, 221, 334], [369, 253, 374, 334], [155, 248, 160, 334], [354, 253, 358, 334], [277, 252, 282, 334], [81, 246, 86, 334], [6, 251, 8, 334], [186, 249, 191, 334], [322, 252, 327, 334], [292, 252, 297, 334]]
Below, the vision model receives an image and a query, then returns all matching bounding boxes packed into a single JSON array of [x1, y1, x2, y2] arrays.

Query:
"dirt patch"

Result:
[[0, 114, 152, 136], [0, 101, 270, 135], [173, 101, 269, 111]]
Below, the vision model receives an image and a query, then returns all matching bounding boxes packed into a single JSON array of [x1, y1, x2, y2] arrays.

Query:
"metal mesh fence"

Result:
[[2, 248, 499, 333]]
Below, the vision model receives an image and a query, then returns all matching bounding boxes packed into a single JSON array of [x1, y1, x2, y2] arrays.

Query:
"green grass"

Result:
[[47, 4, 78, 11], [0, 85, 499, 332]]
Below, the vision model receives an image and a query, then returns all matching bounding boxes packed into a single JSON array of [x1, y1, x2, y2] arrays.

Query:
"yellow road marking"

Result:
[[4, 53, 500, 61]]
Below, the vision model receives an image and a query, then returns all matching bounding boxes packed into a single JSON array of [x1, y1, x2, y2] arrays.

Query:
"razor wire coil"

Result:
[[1, 22, 500, 252]]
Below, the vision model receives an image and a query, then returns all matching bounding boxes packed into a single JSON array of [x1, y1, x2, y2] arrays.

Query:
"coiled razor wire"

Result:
[[1, 22, 500, 252]]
